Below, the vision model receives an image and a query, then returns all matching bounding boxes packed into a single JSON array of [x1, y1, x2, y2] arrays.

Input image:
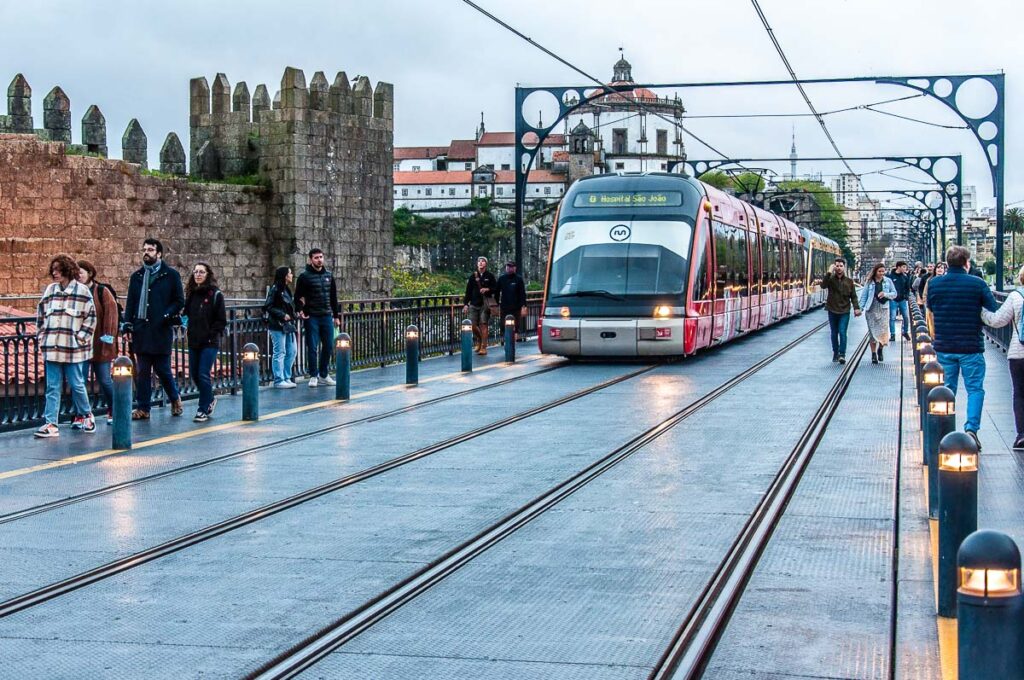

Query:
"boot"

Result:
[[472, 324, 482, 352], [871, 350, 878, 364], [877, 346, 884, 362], [477, 326, 489, 355]]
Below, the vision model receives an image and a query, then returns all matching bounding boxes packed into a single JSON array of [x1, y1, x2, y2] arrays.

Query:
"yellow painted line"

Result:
[[0, 353, 548, 481], [929, 514, 959, 679]]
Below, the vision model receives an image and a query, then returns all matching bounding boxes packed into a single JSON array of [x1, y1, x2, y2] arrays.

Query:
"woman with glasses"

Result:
[[183, 262, 226, 422]]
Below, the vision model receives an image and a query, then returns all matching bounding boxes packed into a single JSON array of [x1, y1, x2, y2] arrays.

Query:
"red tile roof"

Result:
[[394, 146, 449, 160], [394, 169, 566, 186], [477, 132, 565, 147], [446, 139, 477, 160]]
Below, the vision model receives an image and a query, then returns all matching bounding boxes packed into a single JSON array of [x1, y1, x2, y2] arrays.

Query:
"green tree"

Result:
[[698, 170, 731, 190], [1005, 207, 1024, 272], [776, 179, 853, 263]]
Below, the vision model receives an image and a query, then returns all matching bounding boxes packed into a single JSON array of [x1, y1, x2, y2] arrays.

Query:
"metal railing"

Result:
[[1, 291, 543, 432], [983, 290, 1012, 352]]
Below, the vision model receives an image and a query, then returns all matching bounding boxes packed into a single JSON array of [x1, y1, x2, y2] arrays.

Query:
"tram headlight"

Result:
[[560, 306, 571, 319], [653, 305, 672, 319]]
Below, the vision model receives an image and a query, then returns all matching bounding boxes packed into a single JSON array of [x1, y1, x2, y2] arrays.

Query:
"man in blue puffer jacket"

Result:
[[926, 245, 998, 449]]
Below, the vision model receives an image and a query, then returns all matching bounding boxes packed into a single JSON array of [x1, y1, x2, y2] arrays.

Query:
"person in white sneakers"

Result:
[[981, 265, 1024, 450], [34, 254, 97, 438], [263, 266, 298, 389]]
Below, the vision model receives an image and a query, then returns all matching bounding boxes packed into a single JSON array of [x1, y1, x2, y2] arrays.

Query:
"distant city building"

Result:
[[831, 173, 860, 211]]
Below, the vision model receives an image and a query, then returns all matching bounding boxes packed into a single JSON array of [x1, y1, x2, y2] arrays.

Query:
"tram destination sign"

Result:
[[573, 191, 683, 208]]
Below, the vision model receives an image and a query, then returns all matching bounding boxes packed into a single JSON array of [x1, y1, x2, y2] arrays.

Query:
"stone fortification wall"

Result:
[[0, 67, 393, 300]]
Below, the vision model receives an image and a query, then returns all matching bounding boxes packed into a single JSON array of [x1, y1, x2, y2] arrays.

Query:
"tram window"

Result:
[[736, 229, 750, 296], [714, 222, 731, 293], [692, 224, 712, 301]]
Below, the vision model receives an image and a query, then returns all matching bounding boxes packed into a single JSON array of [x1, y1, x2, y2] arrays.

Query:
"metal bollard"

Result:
[[460, 319, 473, 373], [110, 356, 134, 449], [242, 343, 260, 421], [937, 431, 979, 617], [335, 333, 351, 400], [957, 530, 1024, 679], [405, 325, 419, 386], [920, 360, 944, 432], [925, 386, 956, 514], [916, 343, 936, 399], [504, 315, 516, 363]]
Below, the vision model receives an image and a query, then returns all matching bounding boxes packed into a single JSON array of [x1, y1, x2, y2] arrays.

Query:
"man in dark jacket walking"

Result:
[[294, 248, 341, 387], [926, 245, 999, 449], [462, 256, 498, 355], [820, 257, 861, 364], [123, 238, 185, 419], [495, 261, 527, 342], [887, 261, 912, 340]]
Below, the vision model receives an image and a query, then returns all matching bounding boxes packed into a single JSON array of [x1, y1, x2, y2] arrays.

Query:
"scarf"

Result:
[[137, 260, 163, 321]]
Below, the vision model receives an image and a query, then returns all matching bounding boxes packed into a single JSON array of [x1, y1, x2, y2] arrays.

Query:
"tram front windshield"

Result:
[[549, 242, 687, 297]]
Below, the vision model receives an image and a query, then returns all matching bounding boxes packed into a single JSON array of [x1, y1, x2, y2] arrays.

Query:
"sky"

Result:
[[2, 0, 1020, 213]]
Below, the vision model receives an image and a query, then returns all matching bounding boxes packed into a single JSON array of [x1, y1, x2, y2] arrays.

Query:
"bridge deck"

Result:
[[0, 311, 1019, 679]]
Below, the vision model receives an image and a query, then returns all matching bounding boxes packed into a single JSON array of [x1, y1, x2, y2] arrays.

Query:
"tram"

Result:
[[539, 172, 842, 357]]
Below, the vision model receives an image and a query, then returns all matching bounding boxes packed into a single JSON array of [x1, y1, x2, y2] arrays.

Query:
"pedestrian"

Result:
[[925, 245, 998, 450], [980, 265, 1024, 450], [923, 262, 947, 336], [887, 260, 913, 340], [820, 257, 862, 365], [913, 263, 935, 304], [495, 261, 527, 343], [860, 262, 897, 364], [123, 238, 185, 420], [33, 254, 97, 437], [294, 248, 341, 387], [462, 256, 498, 355], [77, 260, 119, 425], [183, 262, 226, 422], [264, 266, 298, 388]]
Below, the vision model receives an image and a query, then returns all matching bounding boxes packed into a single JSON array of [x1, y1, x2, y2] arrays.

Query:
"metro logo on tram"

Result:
[[609, 225, 630, 241]]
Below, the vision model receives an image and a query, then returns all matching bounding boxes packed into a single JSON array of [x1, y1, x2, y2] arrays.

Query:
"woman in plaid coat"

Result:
[[34, 254, 97, 438]]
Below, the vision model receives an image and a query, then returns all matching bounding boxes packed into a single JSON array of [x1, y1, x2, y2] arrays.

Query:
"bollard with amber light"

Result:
[[405, 325, 419, 386], [937, 431, 979, 617], [460, 319, 473, 372], [242, 342, 260, 421], [111, 356, 134, 449], [925, 386, 956, 514], [920, 360, 944, 431], [504, 315, 516, 363], [335, 333, 351, 400], [916, 343, 936, 398], [957, 530, 1024, 679]]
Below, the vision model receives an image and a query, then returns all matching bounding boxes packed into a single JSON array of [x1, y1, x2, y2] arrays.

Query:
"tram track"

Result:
[[0, 361, 567, 525], [244, 320, 834, 680], [648, 334, 871, 680]]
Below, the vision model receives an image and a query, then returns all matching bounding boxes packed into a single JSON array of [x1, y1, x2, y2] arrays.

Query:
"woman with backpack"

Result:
[[77, 260, 120, 425], [264, 266, 298, 388], [981, 265, 1024, 449], [183, 262, 226, 422]]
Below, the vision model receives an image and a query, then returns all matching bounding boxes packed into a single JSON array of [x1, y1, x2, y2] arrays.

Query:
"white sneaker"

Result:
[[321, 375, 336, 386], [283, 381, 297, 388], [308, 377, 319, 388], [275, 382, 291, 389]]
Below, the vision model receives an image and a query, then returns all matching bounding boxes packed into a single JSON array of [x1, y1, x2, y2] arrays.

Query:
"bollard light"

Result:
[[937, 431, 979, 617], [916, 333, 932, 352], [925, 385, 957, 515], [957, 530, 1024, 679], [923, 361, 944, 386], [918, 343, 936, 365], [110, 356, 134, 449], [504, 314, 516, 364], [241, 342, 260, 421], [460, 318, 473, 373], [406, 324, 419, 386], [334, 333, 351, 400]]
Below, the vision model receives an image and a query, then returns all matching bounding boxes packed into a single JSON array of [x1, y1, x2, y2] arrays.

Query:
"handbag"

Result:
[[476, 273, 499, 314]]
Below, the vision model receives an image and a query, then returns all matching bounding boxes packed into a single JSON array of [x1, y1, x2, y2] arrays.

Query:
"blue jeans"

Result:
[[827, 310, 851, 356], [44, 361, 92, 425], [304, 315, 334, 378], [937, 351, 986, 433], [889, 300, 910, 337], [135, 353, 180, 412], [189, 346, 218, 413], [270, 329, 297, 383], [91, 361, 114, 415]]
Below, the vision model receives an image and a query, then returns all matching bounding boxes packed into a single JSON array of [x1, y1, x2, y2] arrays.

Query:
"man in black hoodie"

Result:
[[294, 248, 341, 387], [887, 261, 912, 340]]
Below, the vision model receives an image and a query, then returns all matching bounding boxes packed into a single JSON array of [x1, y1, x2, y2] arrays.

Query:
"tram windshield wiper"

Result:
[[565, 289, 626, 301]]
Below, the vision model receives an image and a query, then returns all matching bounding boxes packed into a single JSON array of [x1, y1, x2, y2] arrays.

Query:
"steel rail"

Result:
[[245, 320, 831, 680], [0, 362, 564, 526], [648, 334, 871, 680], [0, 361, 667, 620]]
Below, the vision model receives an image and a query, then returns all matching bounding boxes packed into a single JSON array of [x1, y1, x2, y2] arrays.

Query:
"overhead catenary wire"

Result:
[[458, 0, 753, 169], [681, 94, 925, 120]]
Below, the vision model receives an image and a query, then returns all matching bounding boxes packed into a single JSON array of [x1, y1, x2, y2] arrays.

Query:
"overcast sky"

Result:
[[3, 0, 1020, 212]]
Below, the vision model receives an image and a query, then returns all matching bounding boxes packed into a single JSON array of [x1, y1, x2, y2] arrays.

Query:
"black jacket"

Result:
[[263, 283, 297, 333], [887, 271, 912, 302], [294, 265, 341, 318], [124, 262, 185, 355], [925, 267, 999, 354], [464, 270, 498, 307], [184, 285, 227, 350], [495, 272, 527, 311]]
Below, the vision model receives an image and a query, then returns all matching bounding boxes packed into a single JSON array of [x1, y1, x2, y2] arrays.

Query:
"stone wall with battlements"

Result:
[[0, 67, 394, 300]]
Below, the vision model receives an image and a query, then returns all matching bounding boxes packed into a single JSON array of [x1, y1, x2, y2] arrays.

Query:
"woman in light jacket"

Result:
[[859, 262, 897, 364], [981, 265, 1024, 449]]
